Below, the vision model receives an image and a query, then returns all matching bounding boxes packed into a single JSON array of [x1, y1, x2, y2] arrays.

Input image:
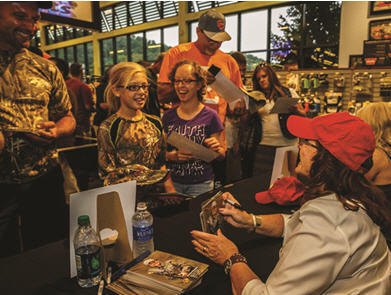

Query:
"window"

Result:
[[101, 38, 114, 71], [189, 2, 341, 68], [99, 25, 178, 74], [241, 10, 268, 52], [101, 1, 179, 33], [220, 15, 238, 53], [44, 25, 92, 44], [67, 46, 75, 65], [146, 29, 161, 61], [188, 1, 237, 12], [76, 44, 84, 63], [130, 33, 143, 62], [116, 35, 128, 63], [163, 26, 178, 52], [86, 42, 94, 77]]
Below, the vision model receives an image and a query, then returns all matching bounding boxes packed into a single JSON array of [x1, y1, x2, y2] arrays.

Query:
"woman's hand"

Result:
[[220, 193, 253, 230], [168, 150, 195, 162], [289, 103, 306, 116], [204, 137, 222, 153], [177, 150, 195, 161], [191, 229, 238, 265]]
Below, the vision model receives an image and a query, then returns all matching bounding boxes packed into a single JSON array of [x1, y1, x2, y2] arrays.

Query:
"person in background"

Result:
[[357, 102, 391, 199], [191, 112, 391, 294], [241, 63, 303, 182], [162, 60, 225, 196], [142, 52, 166, 117], [67, 62, 94, 136], [230, 51, 247, 86], [49, 57, 78, 118], [158, 9, 245, 152], [97, 62, 176, 198], [222, 51, 248, 184], [93, 66, 112, 128], [0, 1, 76, 256]]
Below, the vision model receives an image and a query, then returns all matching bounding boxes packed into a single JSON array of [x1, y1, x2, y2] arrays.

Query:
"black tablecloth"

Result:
[[0, 175, 294, 295]]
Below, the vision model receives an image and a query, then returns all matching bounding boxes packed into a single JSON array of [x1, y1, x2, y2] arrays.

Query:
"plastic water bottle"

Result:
[[132, 202, 154, 258], [73, 215, 103, 288]]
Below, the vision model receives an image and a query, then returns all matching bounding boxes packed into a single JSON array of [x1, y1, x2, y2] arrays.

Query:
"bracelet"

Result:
[[251, 214, 257, 232]]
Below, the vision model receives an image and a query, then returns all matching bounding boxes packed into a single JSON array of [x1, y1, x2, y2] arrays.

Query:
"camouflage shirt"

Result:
[[0, 49, 71, 184], [97, 113, 168, 186]]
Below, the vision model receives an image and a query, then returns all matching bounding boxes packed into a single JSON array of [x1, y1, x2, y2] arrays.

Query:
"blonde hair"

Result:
[[357, 102, 391, 148], [104, 62, 147, 113]]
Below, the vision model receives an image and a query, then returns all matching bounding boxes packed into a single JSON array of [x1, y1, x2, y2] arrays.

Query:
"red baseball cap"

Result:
[[287, 112, 375, 173], [255, 177, 305, 205]]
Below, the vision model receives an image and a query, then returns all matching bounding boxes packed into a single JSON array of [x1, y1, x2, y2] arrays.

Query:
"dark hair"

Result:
[[168, 60, 206, 101], [154, 52, 166, 65], [49, 57, 69, 78], [252, 63, 285, 100], [70, 63, 83, 77], [230, 51, 247, 66], [101, 65, 114, 84], [137, 60, 151, 68], [301, 144, 391, 238]]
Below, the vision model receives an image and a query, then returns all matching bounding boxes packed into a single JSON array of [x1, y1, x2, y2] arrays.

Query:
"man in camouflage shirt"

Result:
[[0, 2, 76, 255]]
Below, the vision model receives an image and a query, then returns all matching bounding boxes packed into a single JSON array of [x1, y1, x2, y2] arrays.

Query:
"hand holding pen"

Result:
[[219, 192, 253, 230]]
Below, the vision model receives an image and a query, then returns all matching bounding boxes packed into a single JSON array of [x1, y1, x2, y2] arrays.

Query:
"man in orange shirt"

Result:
[[158, 9, 245, 152]]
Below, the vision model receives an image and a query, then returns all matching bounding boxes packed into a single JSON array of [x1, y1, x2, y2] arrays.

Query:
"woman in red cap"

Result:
[[191, 112, 391, 294]]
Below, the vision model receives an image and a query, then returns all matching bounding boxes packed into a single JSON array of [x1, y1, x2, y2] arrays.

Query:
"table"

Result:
[[0, 175, 295, 295]]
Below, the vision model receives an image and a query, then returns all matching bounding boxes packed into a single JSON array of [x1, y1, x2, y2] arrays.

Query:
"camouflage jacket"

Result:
[[0, 49, 71, 184], [97, 113, 168, 186]]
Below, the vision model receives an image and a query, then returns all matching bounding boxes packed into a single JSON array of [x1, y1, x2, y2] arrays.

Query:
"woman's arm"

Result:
[[204, 132, 226, 159], [220, 193, 285, 237], [160, 164, 176, 193], [191, 229, 259, 295]]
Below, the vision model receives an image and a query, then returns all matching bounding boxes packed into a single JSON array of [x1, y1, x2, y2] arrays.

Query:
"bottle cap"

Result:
[[78, 215, 90, 226], [136, 202, 147, 211]]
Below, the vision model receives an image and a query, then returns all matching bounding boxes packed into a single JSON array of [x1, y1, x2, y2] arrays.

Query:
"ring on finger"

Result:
[[202, 246, 208, 253]]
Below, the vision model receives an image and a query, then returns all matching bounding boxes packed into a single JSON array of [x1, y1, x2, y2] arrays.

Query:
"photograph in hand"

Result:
[[200, 191, 225, 234]]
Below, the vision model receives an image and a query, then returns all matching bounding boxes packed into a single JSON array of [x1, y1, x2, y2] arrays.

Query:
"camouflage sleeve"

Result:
[[97, 123, 120, 180], [48, 64, 72, 122], [155, 135, 167, 169]]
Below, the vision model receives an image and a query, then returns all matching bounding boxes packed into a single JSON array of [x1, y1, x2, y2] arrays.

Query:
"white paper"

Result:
[[69, 181, 137, 278], [209, 71, 249, 110], [269, 97, 298, 114], [270, 145, 299, 187], [167, 131, 219, 163]]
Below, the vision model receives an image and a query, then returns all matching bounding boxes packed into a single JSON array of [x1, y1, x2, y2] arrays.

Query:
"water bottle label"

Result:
[[75, 246, 101, 279], [133, 225, 153, 242]]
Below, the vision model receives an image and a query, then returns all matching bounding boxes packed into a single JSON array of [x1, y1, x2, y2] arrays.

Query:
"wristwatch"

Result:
[[224, 253, 247, 275]]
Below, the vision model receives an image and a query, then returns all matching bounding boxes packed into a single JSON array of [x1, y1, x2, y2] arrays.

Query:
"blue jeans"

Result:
[[172, 180, 214, 197]]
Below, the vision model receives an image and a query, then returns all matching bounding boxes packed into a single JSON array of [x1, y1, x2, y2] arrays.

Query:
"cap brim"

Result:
[[287, 115, 317, 140], [203, 30, 231, 42], [255, 191, 274, 204]]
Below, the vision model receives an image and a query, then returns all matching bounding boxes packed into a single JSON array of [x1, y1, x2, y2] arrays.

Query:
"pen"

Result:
[[111, 250, 151, 282], [224, 198, 245, 211]]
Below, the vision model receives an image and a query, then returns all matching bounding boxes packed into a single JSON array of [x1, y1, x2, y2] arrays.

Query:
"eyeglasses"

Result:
[[118, 84, 149, 92], [299, 138, 319, 149], [201, 30, 222, 44], [173, 79, 199, 85]]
